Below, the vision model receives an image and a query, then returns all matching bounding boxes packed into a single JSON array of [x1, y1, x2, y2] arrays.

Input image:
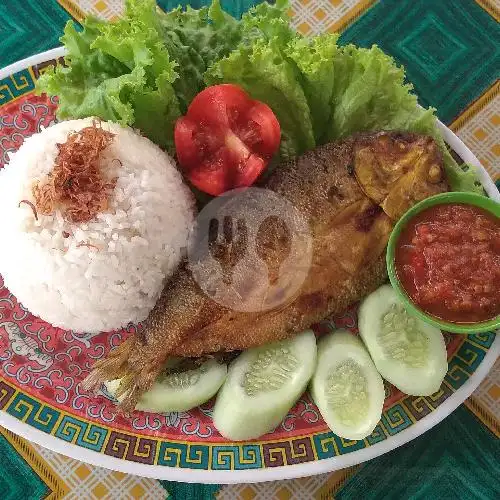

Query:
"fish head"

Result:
[[353, 132, 448, 220]]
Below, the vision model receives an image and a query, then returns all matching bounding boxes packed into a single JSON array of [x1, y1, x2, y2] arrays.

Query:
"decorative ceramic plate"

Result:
[[0, 49, 498, 483]]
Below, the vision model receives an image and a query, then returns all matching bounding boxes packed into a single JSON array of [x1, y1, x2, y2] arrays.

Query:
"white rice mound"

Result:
[[0, 118, 195, 333]]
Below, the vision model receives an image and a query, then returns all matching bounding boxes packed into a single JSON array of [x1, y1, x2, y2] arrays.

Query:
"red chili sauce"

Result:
[[395, 203, 500, 324]]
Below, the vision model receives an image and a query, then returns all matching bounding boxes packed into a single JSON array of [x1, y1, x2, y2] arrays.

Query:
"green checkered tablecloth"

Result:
[[0, 1, 499, 498]]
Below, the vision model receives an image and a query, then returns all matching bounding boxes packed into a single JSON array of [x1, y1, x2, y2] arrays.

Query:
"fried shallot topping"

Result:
[[33, 124, 116, 223], [18, 200, 38, 220]]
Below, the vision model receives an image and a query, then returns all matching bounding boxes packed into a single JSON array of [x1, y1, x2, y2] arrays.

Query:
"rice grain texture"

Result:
[[0, 118, 195, 333]]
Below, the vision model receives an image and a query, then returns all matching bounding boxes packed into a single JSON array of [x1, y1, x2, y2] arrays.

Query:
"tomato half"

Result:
[[174, 84, 281, 196]]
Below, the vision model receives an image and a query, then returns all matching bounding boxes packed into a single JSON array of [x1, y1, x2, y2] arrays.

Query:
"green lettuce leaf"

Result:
[[206, 37, 315, 159], [158, 0, 242, 112], [205, 0, 315, 159], [37, 0, 244, 148], [288, 40, 482, 193], [285, 34, 338, 142], [240, 0, 296, 43], [323, 44, 418, 140], [160, 0, 241, 68], [37, 0, 180, 151], [130, 66, 180, 151], [36, 0, 482, 193], [37, 20, 137, 124], [450, 164, 484, 193]]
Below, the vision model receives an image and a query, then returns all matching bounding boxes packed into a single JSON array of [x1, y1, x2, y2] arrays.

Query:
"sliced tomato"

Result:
[[174, 84, 281, 196], [187, 84, 250, 128], [189, 163, 227, 197], [244, 102, 281, 156], [174, 117, 200, 168]]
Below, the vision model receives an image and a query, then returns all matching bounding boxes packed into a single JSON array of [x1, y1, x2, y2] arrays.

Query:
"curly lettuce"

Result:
[[285, 35, 338, 142], [37, 0, 180, 150], [206, 11, 483, 192], [158, 0, 242, 111], [36, 0, 244, 151], [206, 0, 315, 159], [37, 0, 483, 193]]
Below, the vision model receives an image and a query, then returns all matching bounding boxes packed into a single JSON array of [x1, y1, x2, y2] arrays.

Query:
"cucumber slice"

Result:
[[311, 329, 385, 440], [358, 284, 448, 396], [212, 330, 317, 440], [106, 358, 227, 412]]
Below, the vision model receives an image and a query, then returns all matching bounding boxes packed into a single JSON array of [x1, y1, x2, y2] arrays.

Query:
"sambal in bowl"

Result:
[[387, 192, 500, 334]]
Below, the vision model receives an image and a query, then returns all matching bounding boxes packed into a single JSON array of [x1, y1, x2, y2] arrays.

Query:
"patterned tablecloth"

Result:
[[0, 1, 499, 498]]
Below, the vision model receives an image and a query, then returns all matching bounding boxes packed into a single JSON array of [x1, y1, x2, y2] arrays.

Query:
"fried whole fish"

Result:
[[84, 132, 447, 411]]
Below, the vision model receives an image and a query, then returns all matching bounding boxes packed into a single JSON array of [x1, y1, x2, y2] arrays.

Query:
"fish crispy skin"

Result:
[[83, 132, 447, 411]]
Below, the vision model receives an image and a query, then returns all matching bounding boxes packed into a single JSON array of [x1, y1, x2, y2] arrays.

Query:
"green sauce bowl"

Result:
[[386, 192, 500, 334]]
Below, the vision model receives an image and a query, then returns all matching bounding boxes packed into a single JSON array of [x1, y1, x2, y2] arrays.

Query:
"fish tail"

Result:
[[82, 336, 136, 392], [115, 365, 162, 414], [82, 334, 166, 413]]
